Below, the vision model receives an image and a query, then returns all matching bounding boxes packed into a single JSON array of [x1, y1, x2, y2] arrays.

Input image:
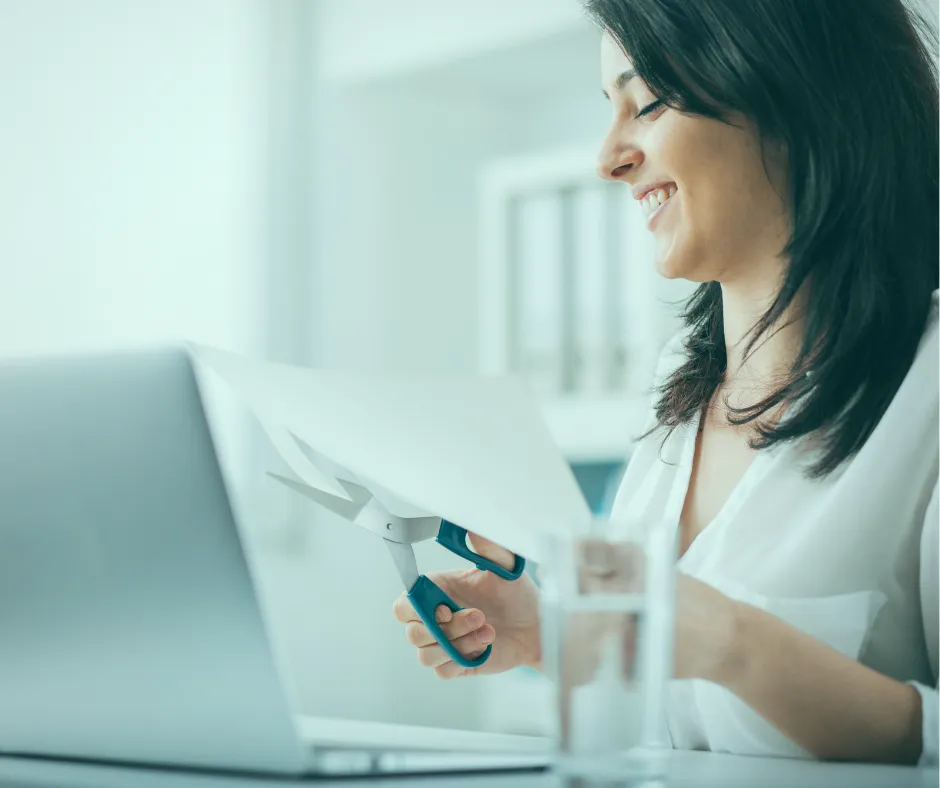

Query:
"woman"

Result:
[[392, 0, 939, 764]]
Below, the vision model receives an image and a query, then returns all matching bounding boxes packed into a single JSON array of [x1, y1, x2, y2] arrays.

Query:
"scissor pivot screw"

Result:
[[386, 523, 393, 530]]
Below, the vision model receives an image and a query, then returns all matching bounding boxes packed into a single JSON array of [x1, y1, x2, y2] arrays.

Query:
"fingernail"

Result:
[[435, 607, 452, 624], [467, 611, 483, 628], [479, 628, 494, 644]]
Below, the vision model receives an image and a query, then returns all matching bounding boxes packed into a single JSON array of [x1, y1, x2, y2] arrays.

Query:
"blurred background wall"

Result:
[[4, 0, 933, 739]]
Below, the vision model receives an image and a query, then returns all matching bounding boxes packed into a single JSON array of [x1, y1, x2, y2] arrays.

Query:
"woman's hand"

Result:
[[392, 533, 541, 679]]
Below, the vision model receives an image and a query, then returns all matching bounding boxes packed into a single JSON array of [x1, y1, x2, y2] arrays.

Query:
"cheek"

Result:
[[670, 181, 750, 273], [652, 170, 733, 279], [644, 116, 783, 279], [665, 126, 769, 244]]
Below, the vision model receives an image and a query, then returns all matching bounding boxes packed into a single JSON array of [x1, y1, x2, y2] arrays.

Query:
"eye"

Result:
[[637, 99, 664, 119]]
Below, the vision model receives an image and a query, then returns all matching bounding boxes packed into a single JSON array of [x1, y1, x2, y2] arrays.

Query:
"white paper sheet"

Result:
[[191, 344, 591, 563]]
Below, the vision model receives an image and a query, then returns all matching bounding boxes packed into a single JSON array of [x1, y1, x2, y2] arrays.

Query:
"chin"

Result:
[[655, 263, 684, 280], [654, 245, 710, 283], [655, 253, 693, 281]]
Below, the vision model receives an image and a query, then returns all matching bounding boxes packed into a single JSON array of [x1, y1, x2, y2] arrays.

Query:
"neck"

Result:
[[719, 278, 805, 393]]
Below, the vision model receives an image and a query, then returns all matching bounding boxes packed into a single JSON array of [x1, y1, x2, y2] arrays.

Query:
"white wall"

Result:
[[310, 24, 609, 376], [0, 0, 268, 360], [0, 0, 277, 490], [315, 0, 586, 85]]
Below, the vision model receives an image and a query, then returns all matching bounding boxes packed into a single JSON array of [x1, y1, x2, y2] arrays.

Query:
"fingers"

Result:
[[416, 624, 495, 669], [392, 595, 453, 625], [435, 660, 475, 680], [405, 608, 485, 647], [577, 540, 645, 594], [466, 531, 516, 572], [579, 539, 616, 578], [393, 597, 493, 677], [393, 592, 494, 677]]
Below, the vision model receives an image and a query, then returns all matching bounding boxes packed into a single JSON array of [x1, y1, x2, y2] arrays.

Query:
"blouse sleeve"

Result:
[[912, 481, 938, 766]]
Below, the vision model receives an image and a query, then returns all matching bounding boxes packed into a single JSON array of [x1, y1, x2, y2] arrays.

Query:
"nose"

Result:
[[596, 135, 642, 183]]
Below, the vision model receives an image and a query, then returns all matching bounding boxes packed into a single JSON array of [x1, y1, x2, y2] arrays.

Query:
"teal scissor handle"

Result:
[[436, 520, 526, 581], [407, 575, 492, 669]]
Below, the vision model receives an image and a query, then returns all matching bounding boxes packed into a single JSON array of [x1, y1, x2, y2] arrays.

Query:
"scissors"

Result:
[[268, 461, 526, 669]]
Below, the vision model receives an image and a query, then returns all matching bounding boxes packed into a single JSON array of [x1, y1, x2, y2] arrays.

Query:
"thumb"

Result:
[[466, 531, 516, 572]]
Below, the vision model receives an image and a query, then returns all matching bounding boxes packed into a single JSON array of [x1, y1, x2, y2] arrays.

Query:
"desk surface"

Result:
[[0, 751, 934, 788]]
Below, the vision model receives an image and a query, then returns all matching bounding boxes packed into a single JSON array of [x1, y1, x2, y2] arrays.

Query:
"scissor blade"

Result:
[[385, 539, 419, 593], [334, 476, 373, 506], [267, 472, 363, 520], [289, 432, 370, 495]]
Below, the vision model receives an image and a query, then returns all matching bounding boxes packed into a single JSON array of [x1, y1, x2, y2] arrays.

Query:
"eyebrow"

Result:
[[601, 69, 638, 100]]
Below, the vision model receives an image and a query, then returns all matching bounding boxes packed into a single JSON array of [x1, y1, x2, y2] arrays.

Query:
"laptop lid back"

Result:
[[0, 347, 307, 774]]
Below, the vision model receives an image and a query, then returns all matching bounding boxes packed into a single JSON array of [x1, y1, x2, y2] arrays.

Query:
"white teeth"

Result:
[[641, 185, 676, 218]]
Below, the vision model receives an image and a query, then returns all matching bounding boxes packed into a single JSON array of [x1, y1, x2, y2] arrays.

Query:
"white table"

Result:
[[0, 751, 933, 788]]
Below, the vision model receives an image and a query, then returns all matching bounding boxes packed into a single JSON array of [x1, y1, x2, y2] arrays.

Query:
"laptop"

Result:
[[0, 346, 550, 776]]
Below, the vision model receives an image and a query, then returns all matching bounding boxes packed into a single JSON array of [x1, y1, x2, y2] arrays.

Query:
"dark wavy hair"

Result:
[[585, 0, 939, 477]]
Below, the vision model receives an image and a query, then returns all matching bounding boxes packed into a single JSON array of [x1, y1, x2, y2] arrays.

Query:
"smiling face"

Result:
[[596, 33, 791, 287]]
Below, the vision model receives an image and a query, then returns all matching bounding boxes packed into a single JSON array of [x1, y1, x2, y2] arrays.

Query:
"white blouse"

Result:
[[609, 291, 939, 765]]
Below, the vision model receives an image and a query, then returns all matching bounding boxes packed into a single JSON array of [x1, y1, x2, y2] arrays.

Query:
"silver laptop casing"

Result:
[[0, 347, 312, 774]]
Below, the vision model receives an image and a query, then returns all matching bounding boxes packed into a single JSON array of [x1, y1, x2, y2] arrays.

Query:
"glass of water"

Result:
[[539, 517, 676, 786]]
